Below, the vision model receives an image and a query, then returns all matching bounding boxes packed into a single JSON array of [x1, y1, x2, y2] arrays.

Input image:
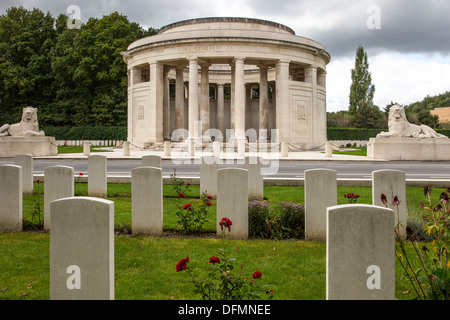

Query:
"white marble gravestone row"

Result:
[[326, 204, 395, 300]]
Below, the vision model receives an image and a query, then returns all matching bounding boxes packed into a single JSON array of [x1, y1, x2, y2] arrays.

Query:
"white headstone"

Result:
[[44, 166, 74, 231], [200, 156, 219, 198], [372, 169, 407, 239], [142, 155, 161, 168], [14, 154, 33, 195], [83, 141, 90, 156], [50, 197, 114, 300], [0, 165, 22, 232], [304, 169, 337, 241], [244, 156, 263, 200], [326, 204, 395, 300], [217, 168, 248, 239], [88, 154, 107, 197], [131, 167, 163, 236]]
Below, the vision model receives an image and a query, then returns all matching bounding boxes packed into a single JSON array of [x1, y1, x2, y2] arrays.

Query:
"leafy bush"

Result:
[[276, 201, 305, 239], [42, 126, 127, 140], [248, 200, 305, 239]]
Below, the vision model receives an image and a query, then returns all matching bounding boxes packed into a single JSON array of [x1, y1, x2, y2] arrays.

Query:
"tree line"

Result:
[[0, 6, 157, 127]]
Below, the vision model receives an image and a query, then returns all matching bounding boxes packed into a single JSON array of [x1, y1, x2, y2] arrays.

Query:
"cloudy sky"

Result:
[[2, 0, 450, 112]]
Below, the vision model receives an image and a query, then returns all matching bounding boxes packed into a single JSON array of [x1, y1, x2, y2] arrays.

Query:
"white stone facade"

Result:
[[122, 18, 330, 149]]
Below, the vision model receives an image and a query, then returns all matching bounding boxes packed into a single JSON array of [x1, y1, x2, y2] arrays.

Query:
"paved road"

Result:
[[1, 158, 450, 180]]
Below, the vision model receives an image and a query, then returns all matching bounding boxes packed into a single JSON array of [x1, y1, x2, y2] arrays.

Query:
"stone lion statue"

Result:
[[0, 106, 45, 137], [377, 104, 448, 139]]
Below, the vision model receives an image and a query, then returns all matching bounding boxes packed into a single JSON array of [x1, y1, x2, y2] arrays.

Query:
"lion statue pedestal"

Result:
[[0, 107, 58, 157], [367, 105, 450, 160]]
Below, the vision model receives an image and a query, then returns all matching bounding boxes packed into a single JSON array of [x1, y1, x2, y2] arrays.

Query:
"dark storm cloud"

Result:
[[2, 0, 449, 58]]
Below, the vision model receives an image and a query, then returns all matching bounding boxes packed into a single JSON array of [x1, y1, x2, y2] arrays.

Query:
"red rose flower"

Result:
[[179, 192, 185, 198], [183, 204, 192, 210], [186, 183, 191, 186], [219, 217, 232, 231], [209, 256, 220, 264], [206, 195, 213, 200], [206, 202, 212, 206], [79, 173, 84, 176], [36, 179, 40, 183], [253, 271, 262, 279], [176, 257, 189, 272]]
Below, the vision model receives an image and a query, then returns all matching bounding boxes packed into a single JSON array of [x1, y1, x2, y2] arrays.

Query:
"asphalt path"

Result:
[[1, 158, 450, 180]]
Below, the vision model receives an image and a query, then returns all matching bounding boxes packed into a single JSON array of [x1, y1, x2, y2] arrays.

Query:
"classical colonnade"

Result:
[[123, 18, 330, 149]]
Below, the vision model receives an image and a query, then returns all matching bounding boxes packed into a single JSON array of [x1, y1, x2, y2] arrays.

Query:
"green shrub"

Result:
[[248, 200, 305, 239], [248, 200, 274, 238], [276, 201, 305, 239], [41, 126, 127, 140]]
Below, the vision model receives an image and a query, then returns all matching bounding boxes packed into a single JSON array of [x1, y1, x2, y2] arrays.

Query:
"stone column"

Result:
[[275, 60, 290, 143], [216, 83, 225, 137], [234, 57, 246, 140], [245, 84, 252, 131], [127, 68, 133, 142], [200, 63, 210, 136], [175, 65, 185, 131], [163, 66, 171, 141], [149, 62, 164, 142], [259, 65, 269, 140], [188, 58, 200, 155], [230, 64, 235, 131]]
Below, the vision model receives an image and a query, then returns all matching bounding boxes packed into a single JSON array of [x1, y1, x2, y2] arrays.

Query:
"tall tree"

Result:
[[348, 46, 383, 128], [348, 46, 376, 116]]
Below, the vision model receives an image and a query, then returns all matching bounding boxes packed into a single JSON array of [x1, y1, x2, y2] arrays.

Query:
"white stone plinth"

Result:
[[0, 136, 58, 157], [367, 137, 450, 160]]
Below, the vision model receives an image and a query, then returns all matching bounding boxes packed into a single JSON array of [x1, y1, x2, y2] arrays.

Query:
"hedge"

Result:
[[42, 126, 127, 141], [327, 127, 450, 140]]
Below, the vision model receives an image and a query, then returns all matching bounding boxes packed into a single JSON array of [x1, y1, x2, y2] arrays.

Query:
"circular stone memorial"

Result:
[[122, 17, 330, 150]]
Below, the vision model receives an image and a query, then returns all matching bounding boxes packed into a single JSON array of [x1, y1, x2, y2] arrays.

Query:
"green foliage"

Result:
[[248, 200, 305, 239], [177, 226, 274, 300], [0, 6, 157, 127], [42, 126, 127, 140]]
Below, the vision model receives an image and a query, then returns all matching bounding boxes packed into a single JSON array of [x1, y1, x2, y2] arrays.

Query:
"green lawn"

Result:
[[57, 145, 114, 154], [333, 147, 367, 156], [1, 183, 444, 300]]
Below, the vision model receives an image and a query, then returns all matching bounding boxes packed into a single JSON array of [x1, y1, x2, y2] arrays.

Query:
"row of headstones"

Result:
[[2, 156, 402, 299], [50, 196, 395, 299]]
